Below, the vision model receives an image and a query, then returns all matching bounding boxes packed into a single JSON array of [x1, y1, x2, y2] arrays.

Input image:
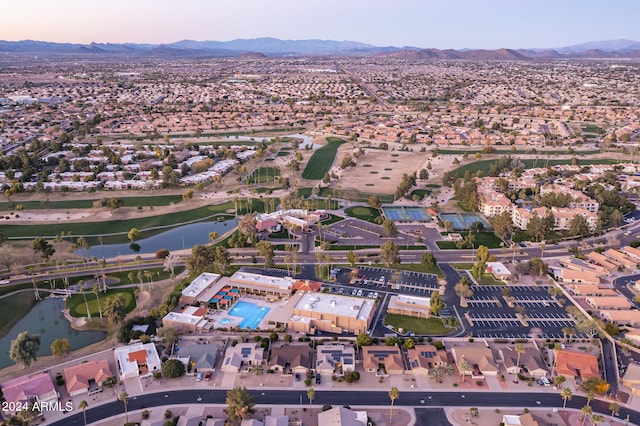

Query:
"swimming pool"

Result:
[[219, 318, 234, 325], [228, 301, 271, 329]]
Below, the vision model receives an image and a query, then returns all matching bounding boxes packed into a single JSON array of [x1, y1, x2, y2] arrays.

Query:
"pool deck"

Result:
[[208, 296, 292, 330]]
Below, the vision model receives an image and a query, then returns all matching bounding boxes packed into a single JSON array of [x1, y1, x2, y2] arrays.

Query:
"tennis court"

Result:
[[381, 206, 432, 222], [438, 212, 490, 231]]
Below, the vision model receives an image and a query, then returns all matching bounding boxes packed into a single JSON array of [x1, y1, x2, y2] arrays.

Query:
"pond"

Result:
[[81, 218, 238, 258], [0, 297, 107, 369]]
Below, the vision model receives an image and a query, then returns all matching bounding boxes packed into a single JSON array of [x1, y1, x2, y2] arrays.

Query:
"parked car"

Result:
[[295, 373, 300, 381], [204, 372, 212, 381], [196, 373, 203, 382], [315, 373, 321, 384]]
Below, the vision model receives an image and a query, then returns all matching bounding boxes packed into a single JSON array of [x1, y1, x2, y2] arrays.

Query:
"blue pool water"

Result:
[[228, 301, 271, 329], [219, 318, 234, 325]]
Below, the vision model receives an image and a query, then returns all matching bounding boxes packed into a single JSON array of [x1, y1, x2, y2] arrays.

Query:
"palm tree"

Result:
[[458, 358, 471, 384], [553, 342, 562, 372], [251, 364, 265, 376], [590, 413, 604, 425], [609, 402, 620, 417], [307, 387, 315, 408], [580, 405, 593, 426], [389, 386, 399, 423], [514, 344, 525, 383], [118, 392, 129, 424], [78, 400, 88, 426], [127, 272, 134, 284], [78, 282, 91, 322], [430, 368, 444, 384], [98, 236, 105, 260], [586, 390, 595, 406], [92, 283, 103, 320], [561, 387, 572, 408]]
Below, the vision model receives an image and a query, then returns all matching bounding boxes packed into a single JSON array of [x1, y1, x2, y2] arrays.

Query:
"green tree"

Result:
[[183, 189, 195, 201], [526, 213, 545, 242], [380, 240, 399, 267], [78, 400, 88, 426], [225, 386, 255, 422], [430, 291, 445, 316], [388, 386, 400, 423], [9, 331, 41, 368], [356, 333, 372, 348], [31, 237, 55, 259], [421, 252, 437, 270], [161, 359, 186, 378], [580, 405, 592, 425], [382, 219, 397, 237], [256, 240, 275, 268], [103, 295, 126, 326], [513, 343, 525, 382], [346, 250, 359, 267], [568, 214, 591, 238], [50, 338, 70, 358], [127, 228, 139, 243], [490, 211, 514, 241], [158, 327, 180, 348]]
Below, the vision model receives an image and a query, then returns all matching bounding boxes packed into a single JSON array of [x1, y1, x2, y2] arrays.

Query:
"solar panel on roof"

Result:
[[240, 347, 252, 357], [420, 351, 437, 358]]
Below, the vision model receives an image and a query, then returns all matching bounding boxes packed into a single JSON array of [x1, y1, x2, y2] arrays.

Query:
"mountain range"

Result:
[[0, 37, 639, 60]]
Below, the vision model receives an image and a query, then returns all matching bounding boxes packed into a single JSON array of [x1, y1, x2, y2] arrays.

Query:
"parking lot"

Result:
[[334, 266, 439, 295], [325, 218, 421, 247], [458, 282, 583, 339]]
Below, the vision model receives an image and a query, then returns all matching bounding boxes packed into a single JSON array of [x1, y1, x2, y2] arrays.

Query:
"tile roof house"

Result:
[[1, 373, 58, 415], [622, 363, 640, 396], [269, 344, 312, 375], [221, 343, 264, 373], [450, 345, 499, 378], [317, 406, 368, 426], [362, 346, 404, 376], [316, 344, 356, 377], [407, 344, 448, 375], [174, 342, 220, 372], [64, 359, 114, 396], [555, 350, 600, 381], [497, 347, 548, 379], [585, 296, 632, 310], [600, 310, 640, 326]]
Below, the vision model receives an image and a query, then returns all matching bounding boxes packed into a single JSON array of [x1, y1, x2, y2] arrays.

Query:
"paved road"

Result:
[[49, 389, 639, 426]]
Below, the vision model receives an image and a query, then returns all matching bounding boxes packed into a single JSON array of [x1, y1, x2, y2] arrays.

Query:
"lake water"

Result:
[[0, 297, 107, 369], [82, 218, 238, 258], [220, 133, 320, 149]]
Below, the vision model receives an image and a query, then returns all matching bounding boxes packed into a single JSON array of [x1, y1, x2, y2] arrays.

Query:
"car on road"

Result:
[[315, 373, 321, 384]]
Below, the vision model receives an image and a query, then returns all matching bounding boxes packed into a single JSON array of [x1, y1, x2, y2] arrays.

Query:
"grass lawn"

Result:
[[435, 148, 600, 156], [2, 198, 270, 241], [512, 230, 563, 243], [451, 263, 474, 270], [245, 167, 280, 184], [321, 214, 345, 225], [67, 288, 136, 318], [0, 195, 183, 211], [478, 273, 505, 286], [437, 232, 504, 249], [301, 137, 346, 180], [0, 292, 38, 337], [384, 314, 450, 335], [344, 206, 381, 223], [451, 158, 622, 179]]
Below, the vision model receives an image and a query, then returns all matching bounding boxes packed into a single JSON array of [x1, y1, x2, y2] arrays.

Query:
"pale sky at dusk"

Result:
[[1, 0, 638, 49]]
